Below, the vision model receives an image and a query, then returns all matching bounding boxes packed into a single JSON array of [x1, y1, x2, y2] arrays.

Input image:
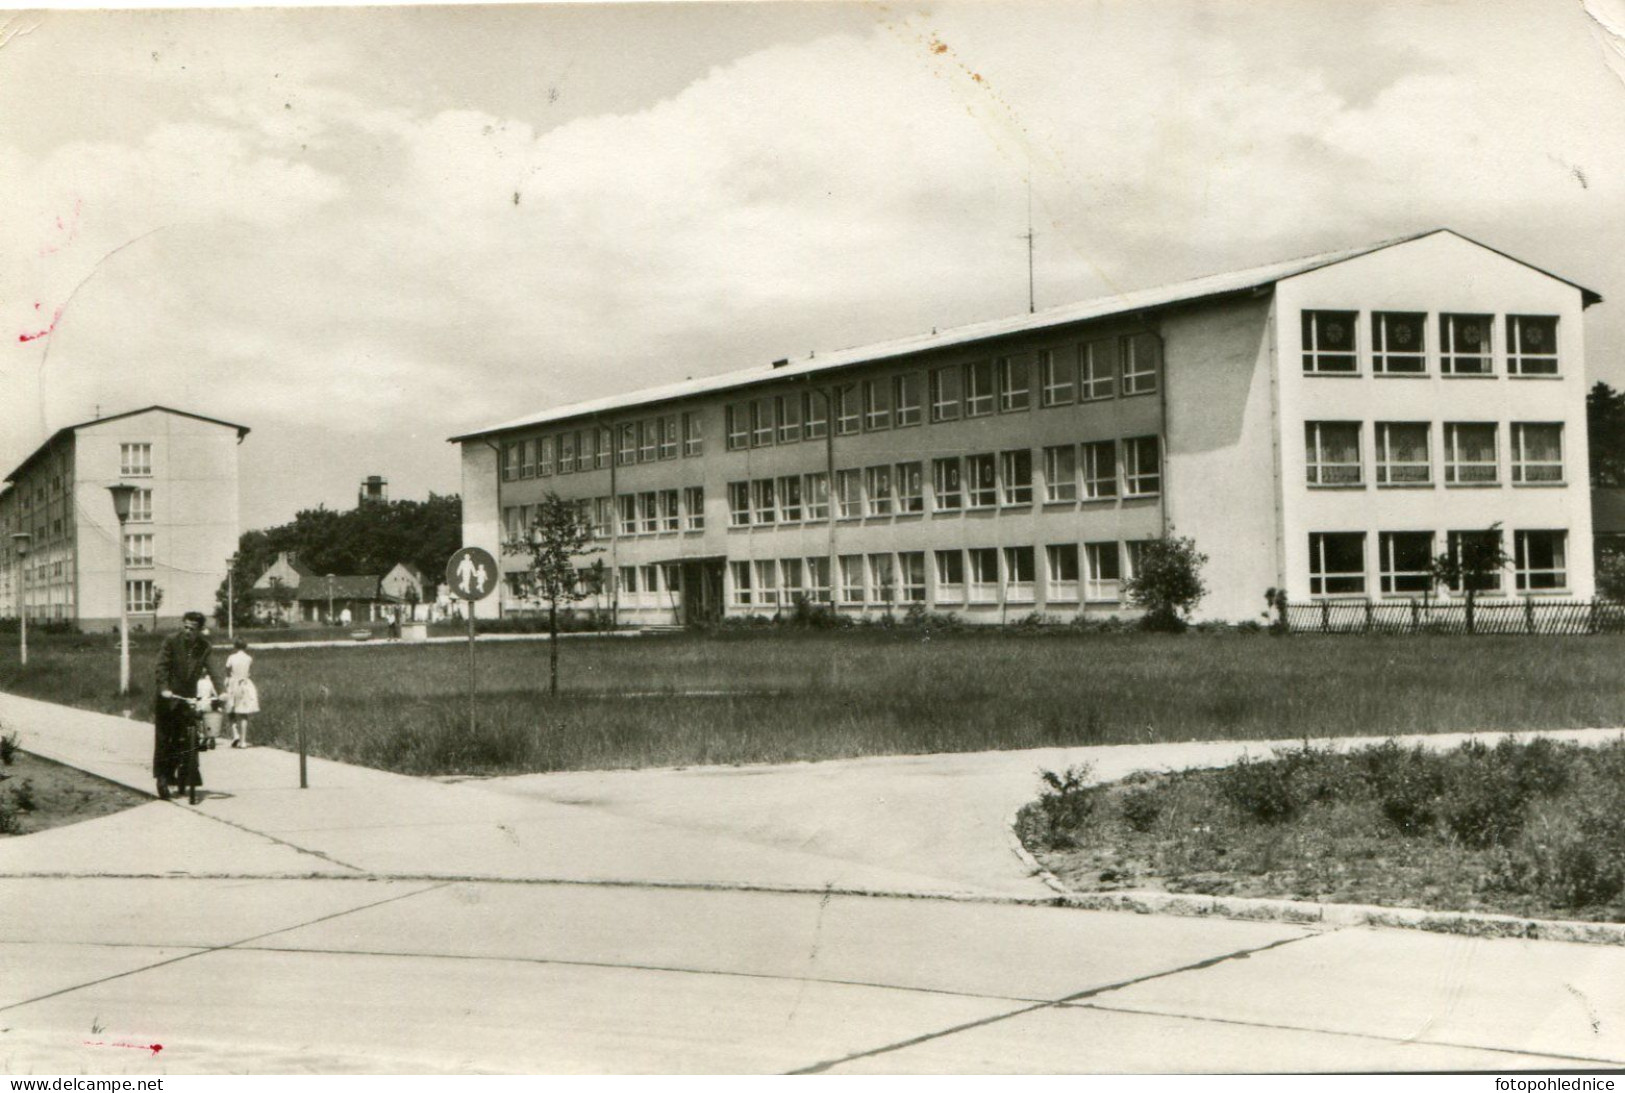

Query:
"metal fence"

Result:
[[1284, 598, 1625, 635]]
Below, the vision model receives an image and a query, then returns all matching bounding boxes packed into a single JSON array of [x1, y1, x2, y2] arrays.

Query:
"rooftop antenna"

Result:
[[1023, 175, 1036, 314]]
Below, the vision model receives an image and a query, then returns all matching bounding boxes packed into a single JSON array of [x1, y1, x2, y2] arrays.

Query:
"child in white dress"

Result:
[[224, 640, 260, 748]]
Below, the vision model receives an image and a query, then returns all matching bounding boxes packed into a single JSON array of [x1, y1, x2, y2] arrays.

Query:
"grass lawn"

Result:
[[1016, 737, 1625, 922], [0, 628, 1622, 776]]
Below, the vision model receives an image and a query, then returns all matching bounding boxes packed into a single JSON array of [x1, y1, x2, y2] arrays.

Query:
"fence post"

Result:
[[1410, 598, 1420, 633], [1525, 597, 1535, 635], [1589, 599, 1598, 636], [1320, 599, 1330, 633], [1363, 600, 1373, 632]]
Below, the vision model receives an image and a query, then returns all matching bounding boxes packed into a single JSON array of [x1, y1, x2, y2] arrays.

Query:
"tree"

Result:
[[1428, 523, 1511, 634], [501, 492, 605, 696], [1122, 534, 1209, 632], [1589, 382, 1625, 488]]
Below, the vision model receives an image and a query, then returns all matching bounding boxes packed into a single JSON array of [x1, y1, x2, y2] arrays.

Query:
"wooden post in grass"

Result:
[[298, 690, 308, 789]]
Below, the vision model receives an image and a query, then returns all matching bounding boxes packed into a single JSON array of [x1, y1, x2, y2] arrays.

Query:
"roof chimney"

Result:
[[771, 358, 790, 369]]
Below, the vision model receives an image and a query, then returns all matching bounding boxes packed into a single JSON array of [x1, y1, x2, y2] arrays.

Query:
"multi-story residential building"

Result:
[[452, 230, 1600, 624], [0, 406, 248, 631]]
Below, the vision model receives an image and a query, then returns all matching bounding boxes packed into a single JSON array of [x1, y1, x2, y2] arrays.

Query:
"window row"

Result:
[[1302, 311, 1560, 377], [500, 413, 705, 482], [727, 438, 1161, 526], [1307, 529, 1569, 597], [723, 335, 1161, 452], [1305, 422, 1564, 488], [503, 487, 708, 541], [119, 442, 153, 477]]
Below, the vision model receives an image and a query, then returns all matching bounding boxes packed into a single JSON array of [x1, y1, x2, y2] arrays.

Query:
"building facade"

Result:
[[0, 406, 247, 631], [453, 230, 1600, 624]]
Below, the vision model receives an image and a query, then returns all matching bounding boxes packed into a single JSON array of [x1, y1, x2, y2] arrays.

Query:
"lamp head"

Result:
[[107, 483, 138, 523], [9, 532, 29, 558]]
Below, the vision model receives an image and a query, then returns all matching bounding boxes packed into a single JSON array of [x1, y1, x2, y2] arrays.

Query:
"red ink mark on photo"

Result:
[[19, 305, 63, 343], [82, 1040, 164, 1054], [39, 198, 84, 257]]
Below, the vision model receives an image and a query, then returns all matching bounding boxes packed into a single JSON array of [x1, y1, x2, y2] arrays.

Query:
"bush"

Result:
[[1216, 755, 1304, 824], [1021, 764, 1097, 850], [1120, 786, 1163, 833], [1123, 534, 1209, 628], [9, 777, 34, 813], [0, 731, 17, 766]]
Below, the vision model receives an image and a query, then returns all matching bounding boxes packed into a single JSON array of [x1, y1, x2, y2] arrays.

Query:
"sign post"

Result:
[[445, 547, 498, 735]]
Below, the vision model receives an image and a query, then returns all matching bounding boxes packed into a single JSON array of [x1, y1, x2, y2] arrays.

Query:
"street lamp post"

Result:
[[10, 533, 30, 668], [327, 574, 335, 626], [108, 484, 138, 696]]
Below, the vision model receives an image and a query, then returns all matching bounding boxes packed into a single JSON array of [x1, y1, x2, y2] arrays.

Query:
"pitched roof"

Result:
[[293, 575, 383, 601], [5, 405, 251, 484], [449, 228, 1601, 442]]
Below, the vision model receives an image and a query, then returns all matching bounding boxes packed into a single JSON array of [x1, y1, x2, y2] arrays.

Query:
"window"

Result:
[[726, 404, 749, 451], [683, 412, 703, 457], [998, 355, 1031, 412], [863, 379, 892, 430], [1080, 340, 1116, 400], [930, 366, 963, 422], [869, 553, 896, 603], [966, 360, 996, 416], [558, 432, 577, 474], [618, 495, 638, 535], [1125, 540, 1154, 584], [895, 462, 924, 514], [966, 454, 998, 508], [1043, 446, 1077, 502], [124, 532, 153, 568], [683, 486, 705, 531], [1305, 422, 1362, 486], [780, 558, 804, 603], [728, 482, 751, 527], [126, 579, 157, 613], [806, 557, 831, 603], [777, 475, 803, 522], [935, 550, 965, 603], [1444, 423, 1499, 484], [660, 489, 681, 532], [1122, 334, 1159, 395], [967, 548, 999, 603], [633, 420, 654, 462], [932, 458, 963, 511], [1309, 532, 1367, 595], [775, 394, 802, 443], [839, 555, 867, 603], [502, 443, 518, 481], [1511, 423, 1564, 483], [638, 491, 659, 534], [834, 384, 861, 435], [751, 399, 775, 448], [1003, 546, 1035, 602], [505, 505, 525, 540], [1122, 437, 1161, 497], [1372, 312, 1426, 374], [898, 552, 926, 603], [580, 430, 598, 471], [120, 443, 152, 477], [1507, 316, 1559, 376], [730, 561, 752, 606], [619, 566, 639, 597], [752, 479, 777, 525], [1376, 423, 1431, 485], [1039, 346, 1075, 406], [864, 466, 893, 516], [804, 472, 830, 520], [519, 439, 537, 478], [755, 560, 780, 607], [804, 391, 829, 440], [895, 374, 922, 426], [1000, 449, 1033, 506], [662, 564, 683, 597], [836, 469, 864, 518], [640, 564, 661, 600], [1047, 544, 1080, 601], [129, 489, 152, 524], [1441, 313, 1493, 375], [596, 427, 613, 469], [594, 497, 614, 537], [1082, 441, 1117, 500], [1515, 530, 1567, 591], [1302, 310, 1358, 373], [1446, 529, 1505, 593], [1379, 532, 1434, 595], [658, 416, 678, 460], [618, 423, 638, 465]]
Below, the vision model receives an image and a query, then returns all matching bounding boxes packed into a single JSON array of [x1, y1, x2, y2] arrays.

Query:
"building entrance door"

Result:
[[681, 560, 724, 626]]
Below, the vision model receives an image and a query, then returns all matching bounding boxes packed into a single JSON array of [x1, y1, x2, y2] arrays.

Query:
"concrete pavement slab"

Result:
[[2, 946, 1019, 1074], [824, 1000, 1595, 1073], [1092, 927, 1625, 1065], [256, 881, 1315, 1002], [0, 943, 203, 1011]]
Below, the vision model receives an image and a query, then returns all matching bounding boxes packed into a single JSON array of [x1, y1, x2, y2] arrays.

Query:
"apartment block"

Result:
[[452, 230, 1599, 624], [0, 406, 248, 631]]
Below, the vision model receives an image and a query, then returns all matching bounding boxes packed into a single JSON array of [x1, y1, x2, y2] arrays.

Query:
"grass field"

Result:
[[1, 628, 1622, 776]]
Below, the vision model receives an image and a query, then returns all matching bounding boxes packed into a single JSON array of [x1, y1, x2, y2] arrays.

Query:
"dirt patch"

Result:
[[1, 752, 149, 837]]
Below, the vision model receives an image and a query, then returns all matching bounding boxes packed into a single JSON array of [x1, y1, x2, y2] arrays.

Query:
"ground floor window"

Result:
[[1514, 530, 1567, 591], [805, 557, 832, 603], [1046, 544, 1079, 601], [839, 554, 866, 603], [898, 552, 926, 602], [1309, 532, 1367, 596], [1003, 546, 1035, 602], [1447, 529, 1506, 593], [780, 558, 804, 603], [754, 560, 779, 606], [1378, 532, 1433, 595], [935, 550, 964, 603], [729, 561, 752, 606], [868, 553, 896, 603], [1085, 542, 1120, 601], [967, 548, 999, 603]]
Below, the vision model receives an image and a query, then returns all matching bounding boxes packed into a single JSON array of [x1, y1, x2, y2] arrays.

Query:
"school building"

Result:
[[451, 229, 1600, 625], [0, 406, 247, 631]]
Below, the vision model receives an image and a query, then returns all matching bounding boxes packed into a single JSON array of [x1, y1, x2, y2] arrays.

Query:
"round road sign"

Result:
[[446, 546, 499, 601]]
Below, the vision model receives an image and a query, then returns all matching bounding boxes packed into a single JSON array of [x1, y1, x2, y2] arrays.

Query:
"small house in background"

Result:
[[294, 573, 387, 624], [249, 550, 314, 624], [381, 562, 428, 617]]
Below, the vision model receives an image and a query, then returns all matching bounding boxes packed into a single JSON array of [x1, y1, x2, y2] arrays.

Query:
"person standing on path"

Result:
[[223, 638, 259, 747], [153, 611, 220, 800]]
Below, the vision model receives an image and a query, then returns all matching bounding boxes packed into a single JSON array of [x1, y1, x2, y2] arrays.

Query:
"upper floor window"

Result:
[[725, 404, 748, 451], [1444, 423, 1498, 485], [965, 360, 996, 417], [129, 488, 153, 524], [618, 423, 638, 465], [1506, 316, 1559, 376], [751, 399, 775, 448], [120, 443, 152, 477], [804, 472, 830, 520], [124, 532, 154, 569], [1375, 423, 1431, 485], [932, 457, 963, 511], [1082, 440, 1117, 499], [558, 432, 577, 474], [727, 482, 751, 527], [1043, 444, 1077, 502], [864, 378, 892, 431], [894, 373, 922, 427], [1081, 340, 1116, 400], [638, 420, 659, 462], [998, 356, 1030, 412], [930, 366, 963, 422], [1305, 422, 1362, 486], [1440, 314, 1493, 375], [804, 391, 829, 440], [1039, 347, 1075, 407], [501, 443, 518, 482], [1372, 312, 1426, 374], [777, 475, 804, 522], [999, 449, 1033, 505], [966, 453, 998, 508], [683, 486, 705, 530], [683, 413, 703, 457], [658, 416, 678, 460], [1301, 310, 1357, 374], [865, 465, 893, 516], [1122, 436, 1161, 497], [836, 469, 863, 518], [896, 462, 924, 514], [596, 427, 613, 469], [1122, 333, 1160, 395], [531, 438, 548, 477], [834, 384, 861, 435], [775, 394, 802, 444], [751, 479, 777, 525], [1511, 423, 1564, 484]]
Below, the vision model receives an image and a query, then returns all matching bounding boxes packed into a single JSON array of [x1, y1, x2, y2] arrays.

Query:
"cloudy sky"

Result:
[[5, 0, 1625, 530]]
